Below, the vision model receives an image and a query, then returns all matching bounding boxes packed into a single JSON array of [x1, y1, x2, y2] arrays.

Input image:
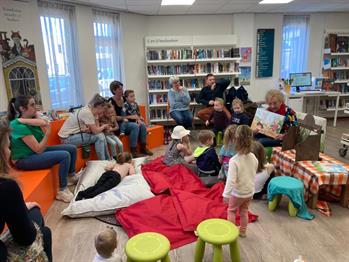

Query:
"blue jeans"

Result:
[[62, 133, 110, 160], [120, 121, 147, 148], [105, 134, 123, 156], [254, 133, 282, 147], [170, 110, 193, 129], [15, 144, 77, 190]]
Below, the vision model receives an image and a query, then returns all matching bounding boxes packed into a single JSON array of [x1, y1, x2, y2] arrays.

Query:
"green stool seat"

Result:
[[216, 131, 223, 146], [125, 232, 171, 262], [194, 218, 240, 262], [265, 147, 273, 162]]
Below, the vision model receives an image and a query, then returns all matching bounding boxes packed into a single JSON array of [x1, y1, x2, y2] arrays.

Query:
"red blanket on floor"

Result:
[[116, 157, 258, 249]]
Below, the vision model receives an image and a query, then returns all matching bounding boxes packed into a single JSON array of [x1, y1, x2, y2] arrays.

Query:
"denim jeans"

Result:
[[120, 121, 147, 148], [170, 110, 193, 129], [61, 132, 110, 160], [105, 134, 123, 156], [15, 144, 77, 190], [254, 133, 282, 147]]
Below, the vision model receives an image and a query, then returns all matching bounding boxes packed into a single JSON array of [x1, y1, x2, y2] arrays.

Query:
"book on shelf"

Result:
[[194, 48, 238, 59], [331, 57, 349, 67], [328, 34, 337, 52], [313, 162, 348, 174], [240, 47, 252, 63], [239, 67, 251, 86], [149, 94, 168, 104], [336, 36, 349, 53], [147, 49, 193, 60]]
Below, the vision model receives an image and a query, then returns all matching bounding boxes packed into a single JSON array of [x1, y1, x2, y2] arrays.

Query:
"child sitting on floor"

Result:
[[231, 98, 249, 126], [163, 125, 195, 169], [194, 130, 221, 176], [75, 152, 135, 201], [251, 141, 275, 200], [99, 103, 123, 159], [218, 125, 237, 179], [205, 98, 230, 142], [93, 227, 121, 262], [222, 125, 258, 238], [121, 90, 153, 156]]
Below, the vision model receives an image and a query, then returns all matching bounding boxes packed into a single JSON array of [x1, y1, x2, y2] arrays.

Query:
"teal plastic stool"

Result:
[[267, 176, 301, 217], [125, 232, 171, 262], [194, 218, 240, 262]]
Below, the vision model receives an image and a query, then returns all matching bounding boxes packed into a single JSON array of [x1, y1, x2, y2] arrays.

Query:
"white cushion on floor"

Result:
[[61, 158, 153, 218]]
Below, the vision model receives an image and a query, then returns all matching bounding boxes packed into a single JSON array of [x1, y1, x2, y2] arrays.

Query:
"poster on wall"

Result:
[[240, 67, 251, 86], [0, 30, 42, 106], [256, 29, 274, 78], [240, 47, 252, 63]]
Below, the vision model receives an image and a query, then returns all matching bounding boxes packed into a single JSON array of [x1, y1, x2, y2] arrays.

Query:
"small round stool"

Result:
[[268, 176, 301, 217], [125, 232, 171, 262], [194, 218, 240, 262], [264, 147, 273, 162]]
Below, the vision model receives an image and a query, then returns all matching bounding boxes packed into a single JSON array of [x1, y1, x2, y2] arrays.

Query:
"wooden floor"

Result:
[[46, 119, 349, 262]]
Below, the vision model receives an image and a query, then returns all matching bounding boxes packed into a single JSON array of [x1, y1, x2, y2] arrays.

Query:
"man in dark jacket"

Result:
[[196, 74, 231, 122]]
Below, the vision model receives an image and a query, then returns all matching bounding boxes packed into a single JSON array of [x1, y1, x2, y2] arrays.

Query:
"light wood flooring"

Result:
[[46, 119, 349, 262]]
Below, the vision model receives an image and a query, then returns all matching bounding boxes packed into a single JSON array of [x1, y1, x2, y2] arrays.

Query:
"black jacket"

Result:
[[225, 85, 249, 109], [195, 147, 221, 175], [197, 79, 230, 106]]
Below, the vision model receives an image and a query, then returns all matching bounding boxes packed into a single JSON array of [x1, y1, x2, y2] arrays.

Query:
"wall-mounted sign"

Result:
[[256, 29, 274, 78]]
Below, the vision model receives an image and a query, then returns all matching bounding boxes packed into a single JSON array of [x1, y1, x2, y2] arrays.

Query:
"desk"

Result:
[[271, 147, 349, 209], [283, 91, 340, 127]]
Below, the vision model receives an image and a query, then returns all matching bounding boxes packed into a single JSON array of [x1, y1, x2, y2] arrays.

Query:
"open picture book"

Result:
[[251, 108, 285, 139]]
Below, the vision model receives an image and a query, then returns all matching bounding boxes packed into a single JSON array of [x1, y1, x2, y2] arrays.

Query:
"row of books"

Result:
[[149, 94, 168, 104], [147, 49, 193, 60], [331, 57, 349, 67], [148, 63, 239, 75], [194, 48, 240, 59], [195, 63, 239, 74], [333, 70, 349, 81], [319, 98, 349, 110], [148, 79, 205, 90], [150, 109, 168, 119], [325, 34, 349, 53]]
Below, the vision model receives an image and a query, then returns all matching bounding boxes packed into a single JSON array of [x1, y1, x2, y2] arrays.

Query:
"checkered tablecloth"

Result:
[[271, 147, 349, 199]]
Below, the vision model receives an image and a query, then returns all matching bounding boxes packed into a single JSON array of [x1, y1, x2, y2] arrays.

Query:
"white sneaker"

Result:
[[56, 188, 74, 203]]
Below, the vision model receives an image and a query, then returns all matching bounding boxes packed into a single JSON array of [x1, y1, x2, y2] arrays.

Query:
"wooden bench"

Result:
[[15, 105, 164, 214]]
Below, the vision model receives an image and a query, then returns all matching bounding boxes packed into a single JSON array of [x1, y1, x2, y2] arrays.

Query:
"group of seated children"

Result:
[[163, 123, 275, 237]]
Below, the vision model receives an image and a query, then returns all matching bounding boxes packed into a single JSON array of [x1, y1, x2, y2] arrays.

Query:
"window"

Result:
[[39, 1, 82, 109], [93, 10, 123, 97], [280, 15, 310, 79]]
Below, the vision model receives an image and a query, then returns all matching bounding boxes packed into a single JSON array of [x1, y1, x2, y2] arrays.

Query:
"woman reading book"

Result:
[[254, 89, 298, 147]]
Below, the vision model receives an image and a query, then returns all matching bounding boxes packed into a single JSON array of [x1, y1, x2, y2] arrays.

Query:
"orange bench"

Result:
[[15, 105, 164, 214]]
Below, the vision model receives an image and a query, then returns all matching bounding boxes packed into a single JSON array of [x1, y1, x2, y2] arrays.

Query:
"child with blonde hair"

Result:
[[218, 125, 237, 179], [231, 98, 249, 125], [93, 227, 121, 262], [222, 125, 258, 237], [206, 98, 230, 144]]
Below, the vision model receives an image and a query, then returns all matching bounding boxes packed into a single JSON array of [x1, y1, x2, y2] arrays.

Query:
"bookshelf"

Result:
[[321, 30, 349, 117], [145, 35, 241, 124]]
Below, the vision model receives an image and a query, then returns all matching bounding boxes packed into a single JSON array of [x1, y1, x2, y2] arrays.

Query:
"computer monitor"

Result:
[[289, 72, 312, 92]]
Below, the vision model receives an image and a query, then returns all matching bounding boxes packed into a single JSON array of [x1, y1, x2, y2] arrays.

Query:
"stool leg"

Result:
[[288, 200, 298, 217], [194, 238, 206, 262], [230, 241, 241, 262], [268, 194, 282, 211], [161, 254, 171, 262], [213, 245, 223, 262], [126, 257, 133, 262]]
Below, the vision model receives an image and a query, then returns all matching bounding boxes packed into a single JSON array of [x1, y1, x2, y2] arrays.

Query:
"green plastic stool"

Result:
[[194, 218, 240, 262], [264, 147, 273, 163], [268, 194, 298, 217], [216, 131, 223, 146], [125, 232, 171, 262]]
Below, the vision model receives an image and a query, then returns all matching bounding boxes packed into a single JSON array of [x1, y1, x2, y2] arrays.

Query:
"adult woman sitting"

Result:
[[254, 89, 298, 147], [59, 93, 110, 160], [0, 123, 52, 262], [8, 96, 77, 203], [108, 81, 151, 158], [168, 75, 193, 129]]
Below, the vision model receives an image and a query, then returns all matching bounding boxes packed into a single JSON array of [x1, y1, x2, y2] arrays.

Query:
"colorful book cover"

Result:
[[240, 47, 252, 63], [240, 67, 251, 86], [251, 108, 285, 138], [313, 163, 348, 174]]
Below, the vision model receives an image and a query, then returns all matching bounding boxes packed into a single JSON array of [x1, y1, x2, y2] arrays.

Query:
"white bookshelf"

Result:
[[145, 35, 241, 124]]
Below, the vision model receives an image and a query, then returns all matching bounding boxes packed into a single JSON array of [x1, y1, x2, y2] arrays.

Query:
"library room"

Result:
[[1, 0, 349, 261]]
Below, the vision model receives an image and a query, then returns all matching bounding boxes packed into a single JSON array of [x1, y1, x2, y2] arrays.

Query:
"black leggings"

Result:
[[76, 171, 121, 201], [28, 207, 52, 262]]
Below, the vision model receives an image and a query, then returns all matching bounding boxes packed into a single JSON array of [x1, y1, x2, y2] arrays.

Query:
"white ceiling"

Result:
[[69, 0, 349, 15]]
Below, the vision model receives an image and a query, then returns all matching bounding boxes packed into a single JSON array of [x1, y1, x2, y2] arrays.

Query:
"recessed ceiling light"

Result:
[[259, 0, 294, 4], [161, 0, 196, 6]]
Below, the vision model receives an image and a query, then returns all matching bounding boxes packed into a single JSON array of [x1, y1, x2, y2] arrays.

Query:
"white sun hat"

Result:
[[171, 125, 190, 139]]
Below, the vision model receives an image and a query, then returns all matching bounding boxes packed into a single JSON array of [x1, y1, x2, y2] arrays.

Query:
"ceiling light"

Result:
[[259, 0, 294, 4], [161, 0, 196, 6]]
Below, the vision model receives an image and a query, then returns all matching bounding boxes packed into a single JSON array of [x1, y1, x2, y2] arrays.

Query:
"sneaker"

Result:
[[67, 169, 84, 186], [56, 188, 74, 203], [239, 231, 247, 238]]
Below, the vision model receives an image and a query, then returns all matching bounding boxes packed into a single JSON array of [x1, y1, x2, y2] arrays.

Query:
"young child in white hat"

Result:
[[163, 125, 195, 168]]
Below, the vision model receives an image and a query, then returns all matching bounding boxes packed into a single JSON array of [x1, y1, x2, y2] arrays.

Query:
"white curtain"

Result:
[[39, 1, 82, 109], [93, 9, 124, 97], [280, 15, 310, 79]]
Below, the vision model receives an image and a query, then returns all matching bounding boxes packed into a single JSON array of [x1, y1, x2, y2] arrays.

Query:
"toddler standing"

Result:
[[93, 227, 121, 262], [218, 125, 237, 179], [205, 98, 230, 142], [222, 125, 258, 237]]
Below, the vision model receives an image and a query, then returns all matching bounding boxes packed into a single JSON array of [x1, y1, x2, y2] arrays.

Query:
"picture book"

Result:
[[313, 162, 348, 174], [251, 108, 285, 138], [240, 47, 252, 63], [240, 67, 251, 85]]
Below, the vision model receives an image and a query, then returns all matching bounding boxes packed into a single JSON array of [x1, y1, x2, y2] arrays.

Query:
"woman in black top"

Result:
[[0, 124, 52, 262]]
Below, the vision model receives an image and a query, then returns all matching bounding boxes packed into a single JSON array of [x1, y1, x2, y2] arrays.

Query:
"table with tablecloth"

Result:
[[271, 147, 349, 208]]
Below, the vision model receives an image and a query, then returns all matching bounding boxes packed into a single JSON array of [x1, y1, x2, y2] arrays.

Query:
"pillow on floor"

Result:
[[62, 158, 153, 218]]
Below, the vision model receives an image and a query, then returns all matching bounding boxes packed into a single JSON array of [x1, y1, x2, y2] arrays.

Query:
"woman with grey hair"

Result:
[[168, 75, 193, 129], [59, 93, 110, 160]]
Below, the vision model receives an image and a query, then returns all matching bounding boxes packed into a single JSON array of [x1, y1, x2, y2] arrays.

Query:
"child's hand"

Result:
[[223, 197, 229, 204], [205, 120, 209, 126]]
